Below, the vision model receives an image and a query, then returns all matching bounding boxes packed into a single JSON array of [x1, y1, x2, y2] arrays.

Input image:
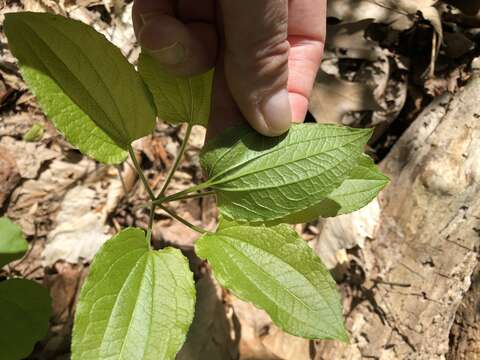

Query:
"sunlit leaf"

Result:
[[196, 219, 348, 341], [72, 228, 196, 360], [4, 12, 156, 163], [201, 123, 372, 224]]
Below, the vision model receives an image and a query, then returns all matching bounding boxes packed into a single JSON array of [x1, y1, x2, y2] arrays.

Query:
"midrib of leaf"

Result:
[[208, 129, 369, 185], [203, 129, 250, 178], [174, 76, 188, 122], [100, 252, 149, 359], [42, 18, 132, 141], [57, 99, 117, 146], [154, 251, 177, 360], [227, 227, 341, 315], [148, 78, 183, 120], [212, 145, 361, 192], [20, 18, 127, 145], [30, 68, 120, 150], [81, 247, 146, 300], [213, 233, 340, 338], [141, 254, 157, 360]]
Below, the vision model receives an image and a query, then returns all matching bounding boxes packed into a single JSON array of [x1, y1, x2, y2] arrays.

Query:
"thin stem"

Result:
[[162, 190, 216, 203], [146, 204, 156, 244], [153, 181, 212, 205], [159, 204, 209, 234], [128, 145, 155, 200], [156, 124, 193, 199]]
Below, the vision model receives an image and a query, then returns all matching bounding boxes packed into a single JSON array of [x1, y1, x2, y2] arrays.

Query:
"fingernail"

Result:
[[145, 42, 186, 66], [260, 89, 292, 136]]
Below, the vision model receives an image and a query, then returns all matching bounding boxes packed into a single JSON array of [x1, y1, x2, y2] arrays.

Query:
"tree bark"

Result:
[[315, 74, 480, 359]]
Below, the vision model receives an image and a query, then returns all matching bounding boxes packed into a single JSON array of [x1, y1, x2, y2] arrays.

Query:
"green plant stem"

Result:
[[146, 204, 156, 244], [128, 145, 155, 200], [162, 190, 216, 203], [153, 181, 212, 205], [159, 204, 209, 234], [156, 124, 193, 199]]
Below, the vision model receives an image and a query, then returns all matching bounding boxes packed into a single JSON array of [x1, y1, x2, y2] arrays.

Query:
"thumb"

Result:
[[219, 0, 291, 136]]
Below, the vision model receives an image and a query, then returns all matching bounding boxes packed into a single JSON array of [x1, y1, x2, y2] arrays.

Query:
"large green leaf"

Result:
[[72, 228, 196, 360], [0, 217, 28, 268], [19, 64, 127, 163], [4, 12, 156, 162], [196, 220, 347, 341], [0, 278, 52, 360], [285, 155, 389, 222], [201, 123, 372, 224], [139, 52, 213, 127]]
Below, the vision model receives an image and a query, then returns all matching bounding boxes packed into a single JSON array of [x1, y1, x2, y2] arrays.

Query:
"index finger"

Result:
[[287, 0, 326, 122]]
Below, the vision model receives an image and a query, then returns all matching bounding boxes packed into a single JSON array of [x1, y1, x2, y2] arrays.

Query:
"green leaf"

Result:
[[322, 154, 389, 215], [4, 12, 156, 162], [0, 278, 52, 360], [18, 63, 127, 163], [284, 155, 389, 222], [138, 52, 213, 127], [196, 220, 348, 341], [0, 217, 28, 268], [72, 228, 196, 360], [23, 122, 44, 142], [201, 123, 372, 224]]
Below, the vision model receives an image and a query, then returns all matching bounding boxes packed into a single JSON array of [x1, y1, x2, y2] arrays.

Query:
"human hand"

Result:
[[133, 0, 326, 137]]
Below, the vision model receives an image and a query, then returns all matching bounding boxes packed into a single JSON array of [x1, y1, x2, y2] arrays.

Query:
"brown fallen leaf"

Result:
[[310, 199, 381, 270], [327, 19, 379, 61], [328, 0, 442, 74], [0, 136, 58, 179], [309, 71, 382, 124], [0, 146, 20, 207]]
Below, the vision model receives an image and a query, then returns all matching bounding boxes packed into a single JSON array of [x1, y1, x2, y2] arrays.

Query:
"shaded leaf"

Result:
[[196, 220, 348, 341], [4, 12, 156, 162], [201, 123, 372, 224], [0, 279, 52, 360], [0, 217, 28, 268], [72, 228, 196, 360], [139, 52, 213, 127]]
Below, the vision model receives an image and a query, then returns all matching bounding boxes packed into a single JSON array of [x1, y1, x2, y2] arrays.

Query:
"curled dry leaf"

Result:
[[43, 186, 110, 267], [7, 157, 96, 236], [328, 0, 442, 73], [311, 199, 382, 269]]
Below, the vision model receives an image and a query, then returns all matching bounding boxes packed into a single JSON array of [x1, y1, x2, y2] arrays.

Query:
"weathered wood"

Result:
[[315, 74, 480, 359], [447, 264, 480, 360]]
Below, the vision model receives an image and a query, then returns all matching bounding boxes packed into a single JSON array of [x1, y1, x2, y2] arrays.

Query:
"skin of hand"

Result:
[[132, 0, 326, 138]]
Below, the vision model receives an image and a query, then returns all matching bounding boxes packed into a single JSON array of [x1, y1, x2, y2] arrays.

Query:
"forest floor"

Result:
[[1, 0, 480, 359]]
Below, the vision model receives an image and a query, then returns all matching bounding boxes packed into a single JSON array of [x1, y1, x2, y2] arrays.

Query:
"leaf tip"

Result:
[[335, 326, 350, 343]]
